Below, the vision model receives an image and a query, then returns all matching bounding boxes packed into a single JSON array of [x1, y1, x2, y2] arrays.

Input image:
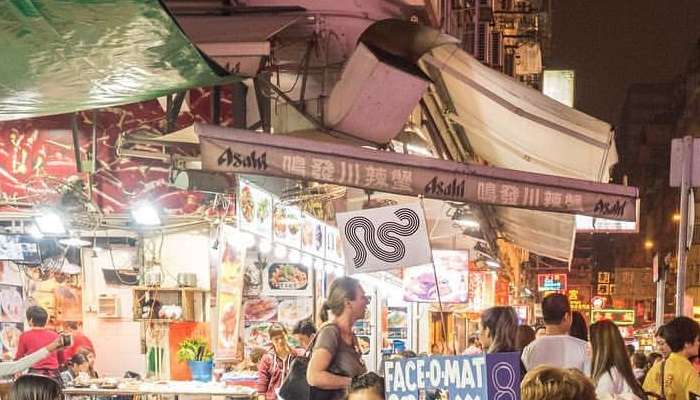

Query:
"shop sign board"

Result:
[[575, 215, 638, 233], [567, 286, 592, 315], [591, 309, 635, 326], [384, 352, 521, 400], [336, 203, 432, 274], [403, 250, 469, 304], [198, 124, 638, 222], [537, 273, 567, 293]]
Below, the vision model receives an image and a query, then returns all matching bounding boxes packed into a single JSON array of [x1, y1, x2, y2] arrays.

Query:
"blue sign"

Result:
[[384, 353, 520, 400]]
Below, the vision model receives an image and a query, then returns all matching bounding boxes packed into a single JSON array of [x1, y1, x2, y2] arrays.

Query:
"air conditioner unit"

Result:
[[97, 294, 121, 318]]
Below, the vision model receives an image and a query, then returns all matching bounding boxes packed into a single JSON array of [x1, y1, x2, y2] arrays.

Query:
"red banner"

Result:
[[0, 88, 235, 214]]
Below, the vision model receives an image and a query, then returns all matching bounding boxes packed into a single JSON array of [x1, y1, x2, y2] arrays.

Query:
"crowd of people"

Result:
[[8, 278, 699, 400], [250, 279, 700, 400]]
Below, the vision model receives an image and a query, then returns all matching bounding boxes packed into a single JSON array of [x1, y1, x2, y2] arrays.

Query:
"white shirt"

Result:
[[594, 367, 640, 400], [521, 335, 590, 372]]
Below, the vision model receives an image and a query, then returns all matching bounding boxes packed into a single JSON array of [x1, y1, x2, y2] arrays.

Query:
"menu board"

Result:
[[277, 298, 313, 330], [273, 203, 302, 248], [243, 297, 278, 322], [324, 226, 344, 265], [238, 180, 273, 238], [403, 251, 469, 303], [216, 227, 246, 360], [387, 307, 408, 339], [301, 214, 325, 258], [0, 285, 23, 322], [243, 322, 273, 351], [0, 322, 22, 359], [263, 262, 312, 297]]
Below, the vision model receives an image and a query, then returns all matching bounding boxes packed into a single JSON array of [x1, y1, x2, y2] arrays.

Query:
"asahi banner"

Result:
[[197, 124, 639, 222], [336, 203, 432, 275]]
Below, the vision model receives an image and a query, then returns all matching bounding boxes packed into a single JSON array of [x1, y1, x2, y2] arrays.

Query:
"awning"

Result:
[[353, 19, 623, 261], [196, 123, 637, 222], [419, 45, 617, 181], [418, 45, 619, 261], [0, 0, 238, 121]]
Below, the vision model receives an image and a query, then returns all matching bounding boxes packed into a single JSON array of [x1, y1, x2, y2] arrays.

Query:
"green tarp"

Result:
[[0, 0, 238, 121]]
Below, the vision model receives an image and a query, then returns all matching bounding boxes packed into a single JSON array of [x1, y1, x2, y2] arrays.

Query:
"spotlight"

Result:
[[59, 236, 92, 247], [130, 202, 162, 226], [35, 210, 66, 235]]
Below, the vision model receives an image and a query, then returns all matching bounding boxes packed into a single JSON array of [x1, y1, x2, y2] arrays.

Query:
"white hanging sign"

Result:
[[336, 203, 432, 275]]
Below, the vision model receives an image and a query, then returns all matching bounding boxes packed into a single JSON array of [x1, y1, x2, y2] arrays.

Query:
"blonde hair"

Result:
[[320, 277, 361, 322], [521, 366, 596, 400]]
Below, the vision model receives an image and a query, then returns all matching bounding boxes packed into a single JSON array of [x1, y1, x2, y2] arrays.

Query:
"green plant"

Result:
[[177, 338, 213, 362]]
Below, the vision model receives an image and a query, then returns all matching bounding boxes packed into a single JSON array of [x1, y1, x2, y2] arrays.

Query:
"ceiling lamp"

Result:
[[130, 202, 162, 226], [35, 210, 66, 235], [59, 232, 91, 247]]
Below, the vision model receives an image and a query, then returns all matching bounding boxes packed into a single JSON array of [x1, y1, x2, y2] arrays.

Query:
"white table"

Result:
[[63, 381, 254, 400]]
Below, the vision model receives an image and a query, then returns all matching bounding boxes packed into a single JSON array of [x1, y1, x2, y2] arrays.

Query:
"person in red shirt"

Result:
[[62, 321, 94, 360], [15, 306, 63, 377]]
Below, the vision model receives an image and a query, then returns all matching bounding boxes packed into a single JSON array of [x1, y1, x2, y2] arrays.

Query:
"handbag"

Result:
[[278, 324, 344, 400]]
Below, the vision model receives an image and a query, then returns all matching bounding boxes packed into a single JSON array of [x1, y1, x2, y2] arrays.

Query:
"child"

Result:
[[346, 373, 385, 400], [15, 306, 63, 378], [60, 353, 90, 385]]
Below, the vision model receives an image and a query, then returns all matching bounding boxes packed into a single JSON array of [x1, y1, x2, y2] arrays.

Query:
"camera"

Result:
[[61, 334, 73, 347]]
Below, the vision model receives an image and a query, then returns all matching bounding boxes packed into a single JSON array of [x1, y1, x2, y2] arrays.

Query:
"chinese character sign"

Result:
[[591, 309, 635, 326], [384, 353, 521, 400], [336, 203, 432, 275], [537, 273, 568, 293], [198, 124, 638, 222]]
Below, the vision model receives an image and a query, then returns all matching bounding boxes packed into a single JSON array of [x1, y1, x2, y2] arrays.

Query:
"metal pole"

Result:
[[676, 136, 693, 316], [656, 273, 665, 328]]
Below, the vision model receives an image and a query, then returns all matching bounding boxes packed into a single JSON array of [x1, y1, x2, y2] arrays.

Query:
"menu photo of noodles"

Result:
[[262, 262, 312, 297]]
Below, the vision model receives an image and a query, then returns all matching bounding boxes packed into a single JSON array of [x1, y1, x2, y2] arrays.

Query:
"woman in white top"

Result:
[[589, 320, 646, 400]]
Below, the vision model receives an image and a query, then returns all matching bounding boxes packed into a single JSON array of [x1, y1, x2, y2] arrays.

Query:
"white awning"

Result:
[[419, 45, 620, 261]]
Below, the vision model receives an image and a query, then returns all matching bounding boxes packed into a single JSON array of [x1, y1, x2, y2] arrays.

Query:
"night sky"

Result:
[[549, 0, 700, 125]]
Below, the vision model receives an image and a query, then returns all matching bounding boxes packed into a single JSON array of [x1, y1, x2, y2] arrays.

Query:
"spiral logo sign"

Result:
[[336, 203, 432, 275]]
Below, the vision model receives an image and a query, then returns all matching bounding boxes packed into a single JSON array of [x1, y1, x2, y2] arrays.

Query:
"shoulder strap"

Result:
[[304, 322, 337, 357], [660, 360, 666, 399]]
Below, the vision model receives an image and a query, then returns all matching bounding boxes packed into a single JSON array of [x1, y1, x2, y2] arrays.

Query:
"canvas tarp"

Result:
[[0, 0, 238, 121]]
